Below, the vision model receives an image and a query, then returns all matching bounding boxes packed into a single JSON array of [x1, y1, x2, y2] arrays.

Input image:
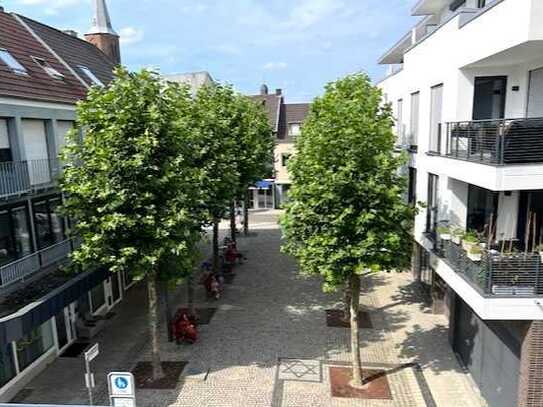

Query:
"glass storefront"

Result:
[[15, 319, 54, 371], [90, 282, 105, 313], [0, 343, 16, 387]]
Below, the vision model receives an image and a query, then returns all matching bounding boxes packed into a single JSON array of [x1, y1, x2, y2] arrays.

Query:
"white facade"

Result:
[[378, 0, 543, 320]]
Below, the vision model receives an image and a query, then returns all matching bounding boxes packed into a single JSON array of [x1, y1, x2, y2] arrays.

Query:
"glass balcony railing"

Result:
[[437, 238, 543, 297], [0, 238, 75, 288], [443, 118, 543, 165]]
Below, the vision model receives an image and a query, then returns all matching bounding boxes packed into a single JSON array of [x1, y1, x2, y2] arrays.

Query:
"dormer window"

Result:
[[32, 57, 64, 80], [78, 65, 103, 86], [0, 49, 27, 76], [288, 123, 301, 137]]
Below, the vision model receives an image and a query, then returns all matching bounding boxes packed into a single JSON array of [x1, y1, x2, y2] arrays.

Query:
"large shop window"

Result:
[[90, 282, 106, 313], [0, 204, 32, 266], [15, 319, 54, 371], [0, 342, 16, 387], [33, 196, 65, 250]]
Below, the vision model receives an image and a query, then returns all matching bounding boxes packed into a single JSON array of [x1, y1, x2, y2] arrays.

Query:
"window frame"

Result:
[[288, 122, 302, 137], [0, 48, 27, 76], [77, 65, 104, 87], [31, 56, 64, 80]]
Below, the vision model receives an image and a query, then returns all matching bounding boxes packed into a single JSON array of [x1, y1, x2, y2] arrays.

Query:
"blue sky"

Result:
[[3, 0, 417, 102]]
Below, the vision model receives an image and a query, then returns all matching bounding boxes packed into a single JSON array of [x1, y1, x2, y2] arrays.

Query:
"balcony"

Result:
[[438, 238, 543, 297], [444, 118, 543, 165], [0, 159, 59, 199], [0, 238, 74, 288]]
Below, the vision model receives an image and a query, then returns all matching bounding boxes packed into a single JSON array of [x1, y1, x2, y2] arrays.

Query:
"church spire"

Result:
[[87, 0, 117, 36], [85, 0, 121, 64]]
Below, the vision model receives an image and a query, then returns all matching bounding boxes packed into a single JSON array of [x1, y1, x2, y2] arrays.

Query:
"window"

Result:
[[467, 185, 498, 233], [0, 205, 32, 267], [90, 282, 106, 313], [0, 119, 12, 162], [281, 153, 291, 167], [409, 92, 420, 148], [288, 123, 301, 136], [0, 49, 27, 75], [396, 99, 404, 141], [56, 121, 74, 156], [32, 57, 64, 80], [408, 167, 417, 205], [449, 0, 466, 11], [477, 0, 486, 7], [426, 173, 439, 236], [429, 84, 444, 153], [33, 195, 65, 250], [16, 319, 54, 371], [78, 65, 103, 86]]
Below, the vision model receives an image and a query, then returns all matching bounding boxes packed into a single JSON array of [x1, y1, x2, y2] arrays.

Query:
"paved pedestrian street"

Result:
[[15, 210, 486, 406]]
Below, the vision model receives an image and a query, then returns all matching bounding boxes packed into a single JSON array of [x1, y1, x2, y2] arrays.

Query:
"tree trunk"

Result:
[[349, 274, 363, 387], [243, 190, 249, 236], [147, 274, 165, 379], [160, 280, 173, 342], [212, 219, 220, 274], [343, 284, 352, 322], [230, 200, 237, 243], [187, 274, 196, 317]]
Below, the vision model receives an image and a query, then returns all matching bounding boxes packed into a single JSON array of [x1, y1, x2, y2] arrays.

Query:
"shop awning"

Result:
[[0, 267, 109, 344], [255, 180, 273, 189]]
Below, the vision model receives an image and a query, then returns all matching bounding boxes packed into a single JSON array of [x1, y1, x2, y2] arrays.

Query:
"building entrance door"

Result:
[[55, 302, 77, 352], [105, 273, 122, 309]]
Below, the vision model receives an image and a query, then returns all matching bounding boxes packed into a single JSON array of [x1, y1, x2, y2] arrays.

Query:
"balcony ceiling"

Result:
[[463, 41, 543, 68], [411, 0, 449, 16], [378, 32, 411, 65]]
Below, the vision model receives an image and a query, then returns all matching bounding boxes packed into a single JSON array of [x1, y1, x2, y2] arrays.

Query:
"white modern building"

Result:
[[378, 1, 543, 406]]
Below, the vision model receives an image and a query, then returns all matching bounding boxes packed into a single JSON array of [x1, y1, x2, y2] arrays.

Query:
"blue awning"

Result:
[[255, 180, 272, 189]]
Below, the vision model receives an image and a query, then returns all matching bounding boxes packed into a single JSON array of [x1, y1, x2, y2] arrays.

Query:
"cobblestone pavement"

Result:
[[16, 210, 486, 406]]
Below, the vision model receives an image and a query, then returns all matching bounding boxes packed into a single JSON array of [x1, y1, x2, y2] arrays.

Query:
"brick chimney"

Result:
[[84, 0, 121, 65]]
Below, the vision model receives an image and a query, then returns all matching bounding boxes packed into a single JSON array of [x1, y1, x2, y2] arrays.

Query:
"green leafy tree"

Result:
[[61, 68, 204, 380], [228, 95, 274, 241], [191, 84, 242, 273], [281, 73, 416, 387]]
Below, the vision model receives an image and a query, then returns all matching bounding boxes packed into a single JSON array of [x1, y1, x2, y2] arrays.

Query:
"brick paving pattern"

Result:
[[15, 210, 487, 406]]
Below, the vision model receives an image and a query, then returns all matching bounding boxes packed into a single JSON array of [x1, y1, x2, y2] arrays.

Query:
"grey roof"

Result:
[[163, 71, 214, 95], [249, 94, 282, 133], [87, 0, 117, 36]]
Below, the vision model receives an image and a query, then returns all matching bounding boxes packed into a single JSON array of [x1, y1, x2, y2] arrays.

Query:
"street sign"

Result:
[[111, 397, 136, 407], [108, 372, 135, 396], [108, 371, 136, 407], [84, 343, 100, 362]]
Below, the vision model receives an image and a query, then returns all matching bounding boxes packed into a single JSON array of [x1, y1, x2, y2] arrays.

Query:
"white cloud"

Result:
[[286, 0, 345, 29], [119, 26, 144, 45], [263, 61, 288, 71]]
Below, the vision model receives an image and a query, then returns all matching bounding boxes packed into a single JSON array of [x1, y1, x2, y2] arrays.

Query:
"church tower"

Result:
[[84, 0, 121, 64]]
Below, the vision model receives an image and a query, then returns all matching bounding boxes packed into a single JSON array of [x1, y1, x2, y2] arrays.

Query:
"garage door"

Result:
[[454, 299, 520, 407]]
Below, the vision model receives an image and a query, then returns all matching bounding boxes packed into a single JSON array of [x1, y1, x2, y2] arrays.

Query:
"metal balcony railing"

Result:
[[0, 159, 59, 199], [0, 238, 74, 288], [439, 239, 543, 297], [445, 117, 543, 165]]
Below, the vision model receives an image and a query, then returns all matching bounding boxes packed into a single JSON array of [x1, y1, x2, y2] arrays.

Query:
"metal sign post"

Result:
[[108, 372, 136, 407], [84, 343, 100, 406]]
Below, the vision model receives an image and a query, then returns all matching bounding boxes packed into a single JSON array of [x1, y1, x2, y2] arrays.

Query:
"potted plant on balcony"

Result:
[[467, 244, 483, 262], [436, 225, 451, 241], [462, 230, 479, 252], [451, 227, 463, 245]]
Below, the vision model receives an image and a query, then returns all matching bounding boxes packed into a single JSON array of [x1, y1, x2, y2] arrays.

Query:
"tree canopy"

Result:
[[281, 73, 416, 290]]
